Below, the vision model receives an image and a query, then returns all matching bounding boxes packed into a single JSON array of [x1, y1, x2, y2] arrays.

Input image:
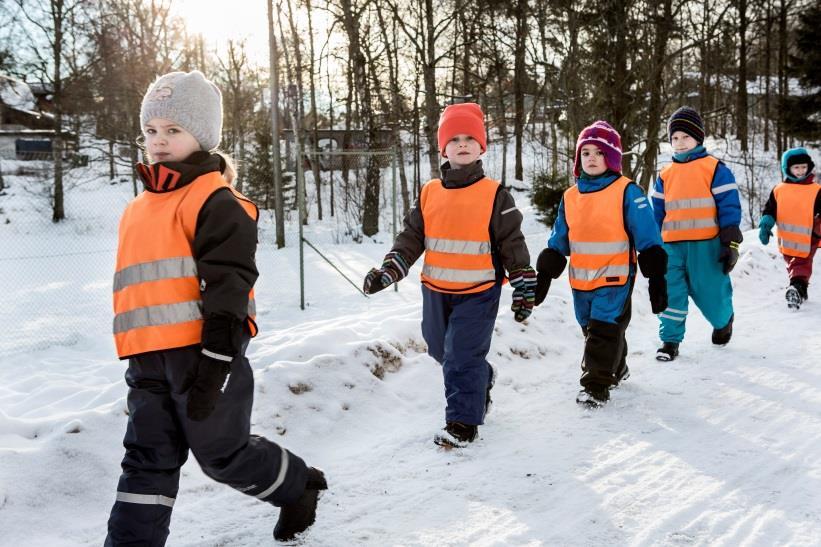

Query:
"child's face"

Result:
[[670, 131, 699, 154], [789, 163, 809, 179], [444, 134, 482, 168], [144, 118, 201, 163], [579, 144, 607, 176]]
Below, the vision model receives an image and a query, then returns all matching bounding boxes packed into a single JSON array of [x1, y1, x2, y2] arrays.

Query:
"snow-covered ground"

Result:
[[2, 145, 821, 546]]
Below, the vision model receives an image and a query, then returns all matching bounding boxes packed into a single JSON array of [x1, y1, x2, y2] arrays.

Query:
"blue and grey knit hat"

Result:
[[781, 147, 815, 181], [140, 70, 223, 151], [667, 106, 705, 144]]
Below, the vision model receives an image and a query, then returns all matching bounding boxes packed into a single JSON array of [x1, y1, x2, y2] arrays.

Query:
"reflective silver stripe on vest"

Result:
[[114, 299, 257, 335], [116, 492, 175, 508], [778, 222, 813, 236], [113, 257, 198, 293], [255, 447, 290, 500], [664, 197, 716, 211], [779, 239, 812, 253], [570, 241, 630, 255], [569, 264, 630, 281], [425, 237, 491, 255], [662, 218, 718, 232], [422, 264, 497, 283], [113, 300, 203, 334]]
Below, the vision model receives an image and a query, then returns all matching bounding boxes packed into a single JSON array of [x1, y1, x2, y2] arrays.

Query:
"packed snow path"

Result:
[[1, 231, 820, 546]]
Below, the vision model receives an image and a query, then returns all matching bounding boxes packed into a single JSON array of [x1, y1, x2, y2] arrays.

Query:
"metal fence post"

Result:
[[297, 141, 305, 310], [392, 146, 398, 292]]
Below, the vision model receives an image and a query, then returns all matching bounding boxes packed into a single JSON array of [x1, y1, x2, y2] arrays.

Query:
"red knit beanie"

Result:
[[437, 103, 487, 157]]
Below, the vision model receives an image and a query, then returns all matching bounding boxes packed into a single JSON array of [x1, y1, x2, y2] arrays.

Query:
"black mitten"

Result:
[[718, 226, 743, 274], [187, 314, 241, 421], [534, 248, 567, 306], [648, 276, 668, 314], [187, 356, 231, 421]]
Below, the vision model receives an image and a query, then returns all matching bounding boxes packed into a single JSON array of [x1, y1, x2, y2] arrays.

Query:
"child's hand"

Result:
[[719, 242, 740, 274], [534, 248, 567, 306], [758, 215, 775, 245], [363, 267, 395, 294], [509, 267, 536, 322], [648, 276, 668, 314], [363, 252, 409, 294], [187, 355, 230, 421]]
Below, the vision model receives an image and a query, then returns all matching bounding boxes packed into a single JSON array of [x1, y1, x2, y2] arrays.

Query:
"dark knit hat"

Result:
[[667, 106, 705, 144], [437, 103, 487, 157], [781, 147, 815, 181], [574, 120, 623, 177]]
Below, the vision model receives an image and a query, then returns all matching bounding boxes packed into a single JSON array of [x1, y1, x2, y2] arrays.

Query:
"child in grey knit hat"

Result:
[[106, 70, 328, 544], [139, 70, 240, 184]]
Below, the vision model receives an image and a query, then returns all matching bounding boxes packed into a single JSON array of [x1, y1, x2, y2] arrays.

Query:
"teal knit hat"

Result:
[[781, 147, 815, 181]]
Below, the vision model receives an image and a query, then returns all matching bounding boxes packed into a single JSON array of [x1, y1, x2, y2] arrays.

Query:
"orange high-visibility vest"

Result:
[[420, 177, 501, 294], [113, 170, 258, 359], [773, 181, 821, 258], [659, 156, 720, 242], [564, 176, 633, 291]]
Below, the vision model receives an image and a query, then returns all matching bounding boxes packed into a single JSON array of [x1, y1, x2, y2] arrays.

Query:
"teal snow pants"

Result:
[[659, 237, 734, 343]]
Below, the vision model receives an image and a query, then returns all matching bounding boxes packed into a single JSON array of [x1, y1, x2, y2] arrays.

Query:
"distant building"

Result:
[[0, 75, 75, 160]]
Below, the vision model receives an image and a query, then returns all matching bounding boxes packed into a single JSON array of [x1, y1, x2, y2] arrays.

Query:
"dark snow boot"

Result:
[[434, 422, 478, 449], [273, 467, 328, 541], [786, 286, 803, 310], [484, 364, 497, 419], [655, 342, 679, 362], [576, 384, 610, 408], [791, 277, 809, 301], [711, 314, 734, 345]]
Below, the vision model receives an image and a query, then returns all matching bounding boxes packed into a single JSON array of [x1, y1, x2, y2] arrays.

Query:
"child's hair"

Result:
[[215, 150, 237, 186]]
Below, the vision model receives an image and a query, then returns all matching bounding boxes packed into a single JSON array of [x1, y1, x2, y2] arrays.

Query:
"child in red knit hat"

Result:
[[362, 103, 535, 448]]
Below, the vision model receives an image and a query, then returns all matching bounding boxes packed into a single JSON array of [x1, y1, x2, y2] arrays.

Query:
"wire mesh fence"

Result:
[[0, 147, 401, 355]]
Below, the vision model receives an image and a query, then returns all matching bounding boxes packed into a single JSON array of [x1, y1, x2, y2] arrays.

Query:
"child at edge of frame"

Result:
[[105, 70, 327, 546]]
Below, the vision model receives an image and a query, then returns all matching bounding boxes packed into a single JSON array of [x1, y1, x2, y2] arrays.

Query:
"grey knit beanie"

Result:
[[140, 70, 222, 151]]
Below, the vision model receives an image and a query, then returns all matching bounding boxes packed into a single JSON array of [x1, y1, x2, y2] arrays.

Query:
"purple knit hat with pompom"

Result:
[[574, 120, 623, 177]]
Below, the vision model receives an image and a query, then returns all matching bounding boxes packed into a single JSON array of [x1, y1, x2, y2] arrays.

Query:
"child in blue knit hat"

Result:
[[758, 148, 821, 309]]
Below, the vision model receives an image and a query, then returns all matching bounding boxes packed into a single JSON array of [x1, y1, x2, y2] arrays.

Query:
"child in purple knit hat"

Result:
[[534, 120, 668, 407]]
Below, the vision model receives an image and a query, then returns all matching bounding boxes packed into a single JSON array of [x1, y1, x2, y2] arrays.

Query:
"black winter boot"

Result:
[[712, 314, 734, 345], [656, 342, 680, 362], [273, 467, 328, 541], [434, 422, 478, 448], [576, 384, 610, 408], [791, 277, 809, 301]]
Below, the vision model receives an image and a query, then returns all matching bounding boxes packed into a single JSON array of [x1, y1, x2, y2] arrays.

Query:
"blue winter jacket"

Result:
[[547, 172, 663, 264], [650, 146, 742, 232]]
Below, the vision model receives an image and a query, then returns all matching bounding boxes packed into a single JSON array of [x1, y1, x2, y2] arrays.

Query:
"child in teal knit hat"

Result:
[[759, 148, 821, 309]]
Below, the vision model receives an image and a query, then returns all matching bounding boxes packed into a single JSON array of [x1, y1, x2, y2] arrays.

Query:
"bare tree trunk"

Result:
[[764, 0, 772, 152], [326, 56, 335, 217], [423, 0, 440, 179], [376, 2, 410, 215], [340, 0, 381, 237], [53, 60, 65, 216], [267, 0, 285, 247], [513, 0, 528, 182], [306, 0, 322, 220], [736, 0, 749, 151], [639, 0, 673, 190], [777, 0, 787, 157]]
